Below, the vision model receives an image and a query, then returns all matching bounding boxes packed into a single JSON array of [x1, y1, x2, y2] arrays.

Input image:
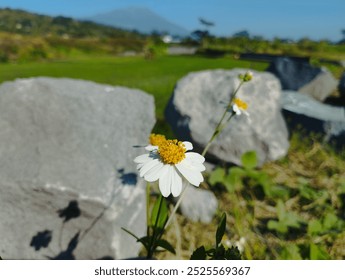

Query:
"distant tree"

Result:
[[233, 30, 250, 38], [191, 29, 210, 42], [52, 16, 73, 26]]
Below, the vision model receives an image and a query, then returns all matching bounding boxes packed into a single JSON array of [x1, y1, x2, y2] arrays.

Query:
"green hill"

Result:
[[0, 8, 145, 38], [0, 8, 148, 62]]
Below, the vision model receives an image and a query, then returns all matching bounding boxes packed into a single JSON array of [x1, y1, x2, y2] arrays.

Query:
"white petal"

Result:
[[136, 163, 145, 170], [134, 153, 151, 164], [145, 145, 158, 151], [175, 161, 203, 186], [159, 165, 172, 197], [139, 159, 160, 178], [171, 167, 183, 197], [183, 141, 193, 151], [233, 104, 241, 115], [184, 158, 206, 172], [185, 152, 205, 163], [144, 161, 165, 182]]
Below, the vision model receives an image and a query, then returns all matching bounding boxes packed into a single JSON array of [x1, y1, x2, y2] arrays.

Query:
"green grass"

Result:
[[0, 55, 268, 137], [0, 55, 268, 119]]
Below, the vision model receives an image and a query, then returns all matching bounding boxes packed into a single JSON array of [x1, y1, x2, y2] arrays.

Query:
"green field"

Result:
[[0, 55, 268, 137], [0, 55, 268, 118]]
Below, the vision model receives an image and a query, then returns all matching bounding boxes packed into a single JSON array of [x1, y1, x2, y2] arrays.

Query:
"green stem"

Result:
[[147, 195, 164, 259], [201, 80, 244, 157], [146, 182, 150, 237], [226, 111, 236, 124]]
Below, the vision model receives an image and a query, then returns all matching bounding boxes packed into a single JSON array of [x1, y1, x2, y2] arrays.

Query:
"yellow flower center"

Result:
[[158, 139, 186, 164], [233, 98, 248, 110], [149, 133, 166, 147]]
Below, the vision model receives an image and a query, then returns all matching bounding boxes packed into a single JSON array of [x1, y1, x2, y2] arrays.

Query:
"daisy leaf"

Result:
[[216, 213, 227, 246], [190, 246, 207, 260], [241, 151, 257, 170], [151, 195, 168, 230], [155, 239, 176, 255]]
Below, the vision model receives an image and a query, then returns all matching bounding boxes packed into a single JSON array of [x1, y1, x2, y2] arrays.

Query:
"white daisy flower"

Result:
[[134, 137, 205, 197], [232, 97, 249, 116]]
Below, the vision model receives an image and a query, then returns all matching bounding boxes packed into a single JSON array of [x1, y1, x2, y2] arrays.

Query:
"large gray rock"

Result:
[[0, 77, 155, 259], [165, 69, 289, 166], [177, 186, 218, 224], [339, 72, 345, 98], [167, 46, 197, 55], [281, 90, 345, 149], [298, 70, 338, 101], [267, 57, 338, 101]]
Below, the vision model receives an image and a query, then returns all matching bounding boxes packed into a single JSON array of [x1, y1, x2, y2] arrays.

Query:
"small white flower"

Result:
[[232, 97, 249, 116], [134, 138, 205, 197], [235, 237, 246, 252]]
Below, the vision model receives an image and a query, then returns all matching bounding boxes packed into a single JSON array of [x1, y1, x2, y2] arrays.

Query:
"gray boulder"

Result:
[[339, 72, 345, 98], [177, 186, 218, 223], [165, 69, 289, 166], [267, 57, 338, 101], [298, 70, 338, 101], [0, 77, 155, 259], [167, 46, 197, 55], [281, 90, 345, 149]]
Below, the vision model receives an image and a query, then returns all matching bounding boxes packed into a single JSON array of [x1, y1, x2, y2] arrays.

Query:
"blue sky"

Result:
[[1, 0, 344, 41]]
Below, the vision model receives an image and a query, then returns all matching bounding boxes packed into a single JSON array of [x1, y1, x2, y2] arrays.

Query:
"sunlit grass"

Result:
[[0, 55, 268, 120]]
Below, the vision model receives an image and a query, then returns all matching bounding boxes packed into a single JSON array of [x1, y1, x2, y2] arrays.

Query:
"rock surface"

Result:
[[339, 72, 345, 98], [167, 46, 197, 55], [177, 185, 218, 223], [0, 77, 155, 259], [165, 69, 289, 166], [298, 70, 338, 101], [281, 90, 345, 149], [267, 57, 338, 101]]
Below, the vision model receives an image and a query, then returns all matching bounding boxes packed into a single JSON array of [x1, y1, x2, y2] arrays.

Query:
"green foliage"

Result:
[[309, 243, 330, 260], [144, 40, 167, 60], [196, 35, 345, 62], [190, 213, 242, 260], [307, 212, 344, 237], [206, 140, 345, 260], [279, 243, 330, 260], [279, 244, 302, 260], [150, 195, 169, 230], [209, 151, 289, 199], [241, 151, 257, 169], [267, 200, 304, 234], [0, 8, 147, 63], [215, 213, 227, 246]]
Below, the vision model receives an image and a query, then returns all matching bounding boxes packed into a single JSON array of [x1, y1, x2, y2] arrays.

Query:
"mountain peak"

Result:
[[84, 6, 189, 36]]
